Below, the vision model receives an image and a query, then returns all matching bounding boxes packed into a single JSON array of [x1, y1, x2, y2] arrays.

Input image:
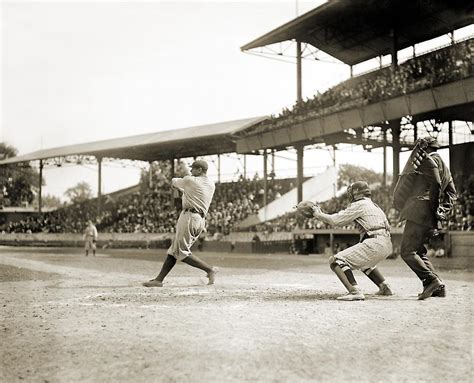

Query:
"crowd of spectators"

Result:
[[2, 171, 472, 235], [446, 180, 474, 231], [0, 172, 296, 235], [205, 176, 295, 237], [2, 200, 99, 234], [248, 185, 400, 234], [251, 181, 474, 235], [244, 38, 473, 137]]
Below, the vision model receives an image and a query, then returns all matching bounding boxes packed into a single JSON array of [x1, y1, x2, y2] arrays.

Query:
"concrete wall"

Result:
[[432, 232, 474, 270]]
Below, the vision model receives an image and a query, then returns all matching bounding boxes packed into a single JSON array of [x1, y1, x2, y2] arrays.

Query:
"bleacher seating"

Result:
[[2, 37, 473, 236], [243, 39, 473, 137], [2, 177, 472, 234]]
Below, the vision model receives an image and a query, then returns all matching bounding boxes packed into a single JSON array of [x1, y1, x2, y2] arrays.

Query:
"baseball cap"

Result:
[[191, 160, 208, 171]]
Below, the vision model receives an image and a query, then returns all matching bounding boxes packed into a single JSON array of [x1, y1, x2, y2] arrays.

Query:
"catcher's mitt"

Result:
[[295, 201, 318, 218]]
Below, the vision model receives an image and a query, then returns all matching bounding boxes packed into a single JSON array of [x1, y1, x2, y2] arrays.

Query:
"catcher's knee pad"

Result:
[[329, 256, 350, 271], [362, 267, 376, 276]]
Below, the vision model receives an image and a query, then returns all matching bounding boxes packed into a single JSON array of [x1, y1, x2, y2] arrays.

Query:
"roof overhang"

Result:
[[236, 77, 474, 153], [242, 0, 474, 66], [0, 116, 268, 165]]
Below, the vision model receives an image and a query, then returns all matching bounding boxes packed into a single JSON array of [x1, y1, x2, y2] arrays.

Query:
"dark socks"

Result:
[[182, 254, 213, 273], [156, 254, 177, 282], [343, 268, 357, 286], [363, 267, 386, 287]]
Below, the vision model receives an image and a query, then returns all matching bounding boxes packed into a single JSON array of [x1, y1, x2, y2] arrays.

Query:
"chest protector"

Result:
[[393, 139, 428, 211]]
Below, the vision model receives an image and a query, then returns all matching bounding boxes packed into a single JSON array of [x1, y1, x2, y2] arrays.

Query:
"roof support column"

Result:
[[296, 144, 304, 203], [390, 120, 401, 188], [382, 127, 387, 187], [332, 145, 337, 197], [243, 154, 247, 179], [414, 122, 418, 142], [170, 158, 175, 178], [271, 149, 275, 179], [171, 158, 181, 210], [296, 41, 302, 104], [148, 161, 153, 189], [390, 28, 398, 69], [97, 157, 102, 217], [448, 120, 453, 148], [350, 65, 353, 78], [38, 160, 43, 213], [218, 154, 221, 184], [263, 150, 268, 207]]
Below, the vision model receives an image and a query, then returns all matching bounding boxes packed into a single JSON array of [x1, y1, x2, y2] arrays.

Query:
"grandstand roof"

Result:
[[241, 0, 473, 66], [0, 117, 267, 165]]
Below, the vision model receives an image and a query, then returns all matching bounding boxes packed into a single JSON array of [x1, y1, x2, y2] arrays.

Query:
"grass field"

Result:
[[0, 246, 472, 382]]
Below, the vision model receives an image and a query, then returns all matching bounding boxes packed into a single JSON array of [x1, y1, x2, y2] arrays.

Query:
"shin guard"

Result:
[[331, 263, 357, 292], [362, 267, 386, 287]]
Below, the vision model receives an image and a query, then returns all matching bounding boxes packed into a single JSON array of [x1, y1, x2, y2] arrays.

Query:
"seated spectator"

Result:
[[238, 39, 472, 138]]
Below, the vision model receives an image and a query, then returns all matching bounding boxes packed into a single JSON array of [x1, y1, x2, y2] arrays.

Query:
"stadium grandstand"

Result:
[[0, 0, 472, 265]]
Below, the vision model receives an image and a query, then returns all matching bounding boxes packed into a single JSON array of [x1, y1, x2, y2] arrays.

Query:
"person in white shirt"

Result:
[[312, 181, 393, 301], [83, 220, 98, 257], [143, 160, 218, 287]]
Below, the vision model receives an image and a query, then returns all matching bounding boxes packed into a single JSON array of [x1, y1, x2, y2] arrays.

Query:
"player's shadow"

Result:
[[365, 295, 424, 301], [47, 284, 136, 289], [263, 292, 340, 301]]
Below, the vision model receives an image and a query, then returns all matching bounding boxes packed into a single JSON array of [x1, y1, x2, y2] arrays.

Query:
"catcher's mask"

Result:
[[347, 181, 371, 202], [417, 137, 440, 150]]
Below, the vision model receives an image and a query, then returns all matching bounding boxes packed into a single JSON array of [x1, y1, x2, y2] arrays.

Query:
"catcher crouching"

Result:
[[297, 181, 393, 301]]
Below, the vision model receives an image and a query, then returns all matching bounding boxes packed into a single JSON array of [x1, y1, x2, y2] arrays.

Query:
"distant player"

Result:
[[311, 181, 393, 301], [143, 160, 218, 287], [83, 220, 98, 257]]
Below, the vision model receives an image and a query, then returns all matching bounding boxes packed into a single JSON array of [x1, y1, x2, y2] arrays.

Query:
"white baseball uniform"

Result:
[[168, 175, 215, 260], [84, 224, 98, 251], [317, 198, 393, 270]]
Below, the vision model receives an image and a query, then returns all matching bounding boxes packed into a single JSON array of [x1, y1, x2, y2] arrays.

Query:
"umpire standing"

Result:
[[396, 137, 457, 300]]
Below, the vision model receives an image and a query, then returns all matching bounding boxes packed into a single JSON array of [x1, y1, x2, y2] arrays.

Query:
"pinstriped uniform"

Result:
[[168, 175, 215, 261], [318, 198, 393, 270]]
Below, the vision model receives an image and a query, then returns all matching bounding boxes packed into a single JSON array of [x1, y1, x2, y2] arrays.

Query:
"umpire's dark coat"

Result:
[[400, 152, 456, 228]]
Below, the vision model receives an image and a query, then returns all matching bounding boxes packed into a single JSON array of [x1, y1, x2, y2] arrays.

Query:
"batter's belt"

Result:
[[183, 207, 205, 218]]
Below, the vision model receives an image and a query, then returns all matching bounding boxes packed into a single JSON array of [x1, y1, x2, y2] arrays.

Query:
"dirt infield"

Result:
[[1, 247, 472, 383]]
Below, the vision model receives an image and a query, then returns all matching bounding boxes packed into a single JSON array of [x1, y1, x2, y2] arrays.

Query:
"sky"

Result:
[[1, 1, 472, 201]]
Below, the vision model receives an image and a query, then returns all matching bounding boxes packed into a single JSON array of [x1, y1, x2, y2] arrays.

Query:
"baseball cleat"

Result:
[[207, 267, 219, 285], [418, 278, 443, 300], [418, 284, 446, 298], [375, 284, 393, 296], [431, 285, 446, 297], [337, 291, 365, 301], [142, 279, 163, 287]]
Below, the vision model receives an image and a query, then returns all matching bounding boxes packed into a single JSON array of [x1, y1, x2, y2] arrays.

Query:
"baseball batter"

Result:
[[83, 220, 98, 257], [312, 181, 393, 301], [143, 160, 218, 287]]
